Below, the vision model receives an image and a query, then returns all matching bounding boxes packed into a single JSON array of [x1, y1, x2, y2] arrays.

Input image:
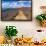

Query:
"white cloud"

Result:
[[2, 1, 31, 9]]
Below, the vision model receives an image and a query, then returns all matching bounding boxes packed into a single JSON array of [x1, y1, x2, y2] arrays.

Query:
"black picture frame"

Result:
[[1, 0, 32, 21]]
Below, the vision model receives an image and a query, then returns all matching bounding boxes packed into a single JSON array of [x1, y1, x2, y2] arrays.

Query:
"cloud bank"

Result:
[[2, 1, 32, 9]]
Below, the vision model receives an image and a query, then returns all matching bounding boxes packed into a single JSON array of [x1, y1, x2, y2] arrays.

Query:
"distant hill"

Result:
[[2, 7, 32, 15], [2, 7, 32, 11]]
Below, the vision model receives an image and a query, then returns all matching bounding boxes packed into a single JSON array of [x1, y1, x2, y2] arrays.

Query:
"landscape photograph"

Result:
[[1, 0, 32, 21]]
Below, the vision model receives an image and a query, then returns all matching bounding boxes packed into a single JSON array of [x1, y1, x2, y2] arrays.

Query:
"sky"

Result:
[[2, 1, 32, 9], [2, 0, 31, 1], [2, 0, 20, 1]]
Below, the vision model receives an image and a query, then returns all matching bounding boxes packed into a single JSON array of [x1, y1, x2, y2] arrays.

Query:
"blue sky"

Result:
[[2, 1, 32, 9], [2, 0, 31, 1], [2, 0, 15, 1]]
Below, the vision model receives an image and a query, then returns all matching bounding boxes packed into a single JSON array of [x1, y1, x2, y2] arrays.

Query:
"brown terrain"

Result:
[[1, 7, 32, 21]]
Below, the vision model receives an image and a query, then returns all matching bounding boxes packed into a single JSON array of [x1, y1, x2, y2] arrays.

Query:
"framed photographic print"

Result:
[[1, 0, 32, 21]]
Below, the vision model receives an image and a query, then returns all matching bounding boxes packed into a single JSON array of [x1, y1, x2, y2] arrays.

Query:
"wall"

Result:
[[0, 0, 46, 41]]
